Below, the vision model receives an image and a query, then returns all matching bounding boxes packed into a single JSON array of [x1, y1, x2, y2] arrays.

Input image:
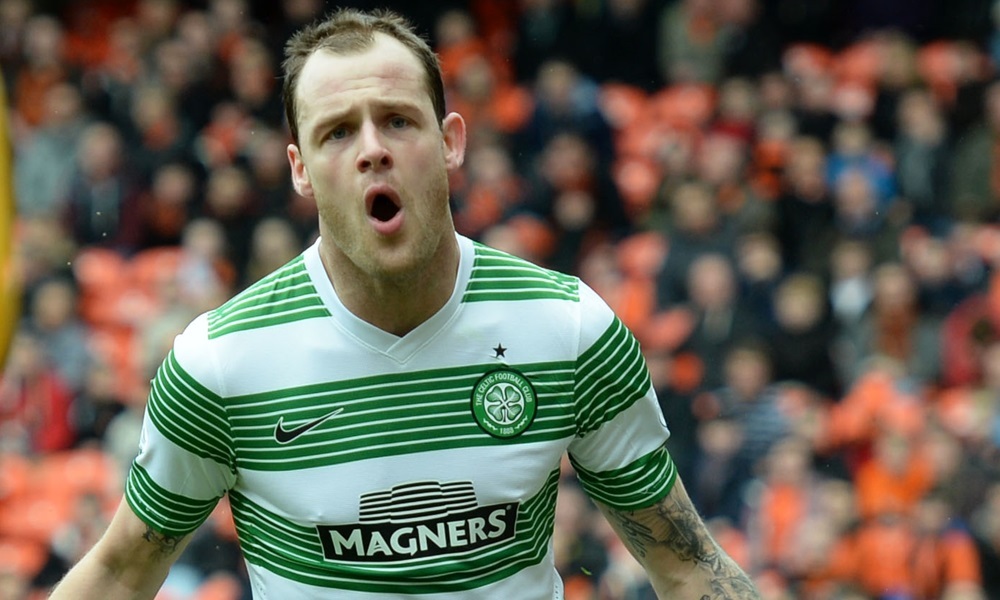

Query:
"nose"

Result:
[[356, 122, 393, 172]]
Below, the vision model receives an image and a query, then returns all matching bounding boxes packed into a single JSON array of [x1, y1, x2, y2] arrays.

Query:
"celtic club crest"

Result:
[[471, 368, 537, 438]]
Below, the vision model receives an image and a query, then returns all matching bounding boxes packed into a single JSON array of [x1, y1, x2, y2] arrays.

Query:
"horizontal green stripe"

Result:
[[571, 446, 677, 511], [208, 256, 331, 338], [228, 373, 574, 469], [147, 351, 234, 468], [210, 306, 332, 338], [461, 244, 580, 304], [462, 289, 579, 303], [227, 361, 574, 409], [125, 463, 220, 537], [574, 318, 650, 436], [236, 426, 575, 471]]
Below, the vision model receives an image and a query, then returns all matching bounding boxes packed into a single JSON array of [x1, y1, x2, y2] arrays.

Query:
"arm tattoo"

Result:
[[141, 525, 185, 557], [604, 492, 760, 599]]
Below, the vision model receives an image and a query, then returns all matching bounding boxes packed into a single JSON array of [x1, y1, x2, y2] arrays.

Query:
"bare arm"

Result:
[[596, 477, 761, 600], [49, 498, 193, 599]]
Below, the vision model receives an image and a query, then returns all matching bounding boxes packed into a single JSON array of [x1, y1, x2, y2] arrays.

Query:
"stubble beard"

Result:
[[317, 167, 454, 289]]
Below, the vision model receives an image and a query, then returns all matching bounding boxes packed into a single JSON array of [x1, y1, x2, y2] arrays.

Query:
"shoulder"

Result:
[[463, 241, 581, 304], [463, 240, 621, 350], [206, 251, 330, 340]]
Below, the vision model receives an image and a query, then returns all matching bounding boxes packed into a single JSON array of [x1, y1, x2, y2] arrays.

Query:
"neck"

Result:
[[320, 235, 461, 337]]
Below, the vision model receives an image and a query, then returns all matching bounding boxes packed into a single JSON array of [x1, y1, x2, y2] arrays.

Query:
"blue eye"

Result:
[[389, 116, 408, 129], [330, 126, 349, 140]]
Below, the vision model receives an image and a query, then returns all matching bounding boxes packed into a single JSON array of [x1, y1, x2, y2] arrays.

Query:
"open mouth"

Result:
[[370, 192, 400, 222]]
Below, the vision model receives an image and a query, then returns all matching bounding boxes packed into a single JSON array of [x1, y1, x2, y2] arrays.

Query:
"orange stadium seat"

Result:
[[598, 82, 650, 131], [128, 247, 184, 294], [0, 492, 75, 545], [612, 156, 662, 217], [649, 84, 716, 129], [0, 537, 48, 578], [783, 43, 834, 79], [33, 449, 121, 500], [833, 39, 883, 88], [87, 326, 142, 400], [0, 453, 33, 502], [191, 573, 243, 600], [71, 247, 129, 326]]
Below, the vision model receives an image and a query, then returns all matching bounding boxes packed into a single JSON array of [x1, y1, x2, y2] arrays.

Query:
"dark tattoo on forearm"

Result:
[[142, 526, 184, 557], [608, 510, 657, 558], [604, 492, 760, 599]]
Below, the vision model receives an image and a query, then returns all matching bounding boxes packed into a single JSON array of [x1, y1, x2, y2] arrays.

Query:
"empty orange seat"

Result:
[[599, 82, 650, 130], [192, 573, 243, 600], [612, 157, 662, 218], [0, 537, 47, 578], [0, 453, 33, 502], [834, 39, 883, 87], [650, 84, 716, 129], [72, 248, 129, 326], [129, 246, 184, 299], [33, 449, 121, 500], [87, 326, 142, 400], [783, 43, 834, 78], [0, 492, 75, 544]]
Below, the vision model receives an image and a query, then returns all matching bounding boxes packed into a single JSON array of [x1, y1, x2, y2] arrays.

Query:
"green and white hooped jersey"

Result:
[[126, 234, 675, 599]]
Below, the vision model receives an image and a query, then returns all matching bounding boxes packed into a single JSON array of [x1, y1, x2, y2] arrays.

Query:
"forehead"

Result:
[[295, 33, 430, 119]]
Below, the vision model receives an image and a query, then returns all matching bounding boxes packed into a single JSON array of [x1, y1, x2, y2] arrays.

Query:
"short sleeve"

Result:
[[124, 314, 237, 537], [566, 283, 675, 511]]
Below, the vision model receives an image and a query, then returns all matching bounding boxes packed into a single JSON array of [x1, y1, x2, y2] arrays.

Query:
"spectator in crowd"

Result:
[[0, 328, 76, 453], [893, 87, 951, 231], [774, 135, 838, 276], [768, 273, 841, 398], [972, 482, 1000, 598], [693, 341, 791, 521], [138, 161, 200, 249], [839, 262, 942, 385], [717, 0, 782, 80], [657, 0, 728, 84], [826, 120, 896, 211], [451, 140, 527, 239], [20, 276, 91, 393], [656, 179, 736, 304], [14, 82, 90, 218], [124, 83, 196, 181], [521, 130, 630, 272], [732, 230, 784, 321], [199, 164, 260, 284], [828, 239, 876, 332], [674, 252, 764, 390], [11, 14, 72, 131], [830, 167, 904, 266], [573, 0, 662, 91], [514, 58, 615, 171], [950, 79, 1000, 222], [63, 121, 144, 252], [695, 129, 774, 235]]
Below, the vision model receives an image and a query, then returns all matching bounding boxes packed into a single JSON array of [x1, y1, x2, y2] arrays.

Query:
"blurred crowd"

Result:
[[2, 0, 1000, 598]]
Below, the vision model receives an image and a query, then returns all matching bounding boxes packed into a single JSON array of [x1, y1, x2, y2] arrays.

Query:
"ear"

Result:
[[287, 143, 314, 198], [441, 112, 467, 172]]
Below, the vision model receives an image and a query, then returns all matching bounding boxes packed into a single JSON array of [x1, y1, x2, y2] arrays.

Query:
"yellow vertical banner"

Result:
[[0, 71, 17, 369]]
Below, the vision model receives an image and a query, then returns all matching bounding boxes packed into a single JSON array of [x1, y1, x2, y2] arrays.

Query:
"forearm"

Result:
[[49, 502, 188, 600], [48, 550, 169, 600], [598, 479, 761, 600], [639, 529, 758, 599]]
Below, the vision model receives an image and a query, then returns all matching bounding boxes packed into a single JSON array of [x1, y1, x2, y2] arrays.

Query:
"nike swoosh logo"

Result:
[[274, 407, 344, 444]]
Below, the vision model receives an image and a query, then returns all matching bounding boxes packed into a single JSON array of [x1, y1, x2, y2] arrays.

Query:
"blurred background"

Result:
[[2, 0, 1000, 598]]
